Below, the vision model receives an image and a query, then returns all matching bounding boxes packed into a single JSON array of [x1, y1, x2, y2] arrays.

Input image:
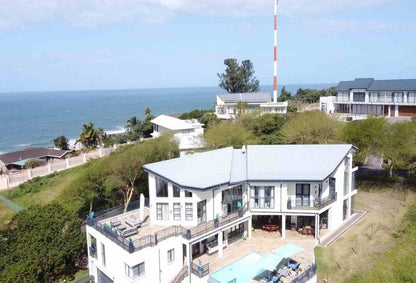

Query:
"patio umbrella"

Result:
[[274, 244, 304, 258]]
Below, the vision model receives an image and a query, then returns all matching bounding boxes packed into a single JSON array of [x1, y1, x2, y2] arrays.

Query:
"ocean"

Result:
[[0, 83, 333, 154]]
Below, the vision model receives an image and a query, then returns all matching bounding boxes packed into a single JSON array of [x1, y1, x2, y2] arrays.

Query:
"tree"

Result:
[[126, 108, 155, 141], [204, 122, 255, 149], [110, 134, 179, 211], [277, 86, 292, 102], [77, 122, 100, 149], [235, 101, 249, 117], [53, 135, 69, 150], [218, 58, 260, 93], [383, 121, 416, 177], [281, 110, 342, 144], [0, 204, 85, 282]]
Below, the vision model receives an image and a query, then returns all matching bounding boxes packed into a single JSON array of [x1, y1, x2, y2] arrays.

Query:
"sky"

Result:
[[0, 0, 415, 92]]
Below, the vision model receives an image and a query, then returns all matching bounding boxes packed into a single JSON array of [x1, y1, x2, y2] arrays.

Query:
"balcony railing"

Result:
[[191, 262, 210, 278], [87, 201, 248, 253], [288, 193, 337, 210]]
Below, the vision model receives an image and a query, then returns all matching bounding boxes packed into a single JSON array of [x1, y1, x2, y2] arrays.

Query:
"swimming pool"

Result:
[[208, 252, 263, 283]]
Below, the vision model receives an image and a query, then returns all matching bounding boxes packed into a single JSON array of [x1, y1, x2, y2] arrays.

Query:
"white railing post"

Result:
[[47, 163, 52, 174], [65, 158, 70, 168]]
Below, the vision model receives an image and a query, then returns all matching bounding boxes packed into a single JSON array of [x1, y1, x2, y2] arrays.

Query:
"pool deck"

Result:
[[192, 229, 315, 282]]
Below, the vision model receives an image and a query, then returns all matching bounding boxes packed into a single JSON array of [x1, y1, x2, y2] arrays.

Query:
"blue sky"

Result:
[[0, 0, 414, 92]]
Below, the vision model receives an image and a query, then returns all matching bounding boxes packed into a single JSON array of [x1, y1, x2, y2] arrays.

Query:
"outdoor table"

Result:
[[117, 224, 127, 231]]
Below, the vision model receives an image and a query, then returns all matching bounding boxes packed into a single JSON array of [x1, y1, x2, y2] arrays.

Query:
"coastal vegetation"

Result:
[[53, 135, 69, 150], [218, 58, 260, 93], [316, 177, 416, 282]]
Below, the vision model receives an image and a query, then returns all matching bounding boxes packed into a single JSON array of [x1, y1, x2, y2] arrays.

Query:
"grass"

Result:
[[315, 185, 416, 282], [0, 164, 88, 226]]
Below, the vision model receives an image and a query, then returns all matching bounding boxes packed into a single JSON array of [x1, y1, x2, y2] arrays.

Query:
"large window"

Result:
[[337, 92, 350, 102], [393, 92, 404, 103], [369, 92, 380, 102], [167, 249, 175, 263], [185, 190, 193, 198], [101, 243, 106, 267], [156, 178, 168, 197], [296, 184, 310, 207], [89, 235, 97, 259], [125, 262, 145, 278], [173, 185, 180, 198], [385, 92, 393, 102], [408, 92, 416, 103], [173, 203, 181, 220], [156, 203, 169, 220], [222, 186, 243, 214], [353, 92, 365, 102], [250, 186, 274, 209], [344, 158, 350, 196], [197, 200, 206, 224], [335, 104, 350, 114], [185, 203, 193, 220]]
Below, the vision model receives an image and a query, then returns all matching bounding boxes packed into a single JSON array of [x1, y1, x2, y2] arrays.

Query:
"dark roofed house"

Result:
[[320, 78, 416, 120], [0, 147, 70, 173]]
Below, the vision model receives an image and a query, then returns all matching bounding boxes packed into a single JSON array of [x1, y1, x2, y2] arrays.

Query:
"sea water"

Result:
[[0, 84, 333, 153]]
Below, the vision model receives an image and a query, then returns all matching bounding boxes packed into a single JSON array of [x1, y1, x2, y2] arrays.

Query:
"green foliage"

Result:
[[277, 86, 292, 102], [0, 204, 86, 282], [204, 122, 255, 149], [281, 110, 342, 144], [24, 158, 43, 169], [199, 113, 221, 128], [125, 107, 154, 141], [345, 203, 416, 283], [179, 109, 220, 128], [77, 122, 103, 149], [179, 109, 209, 120], [287, 105, 298, 113], [218, 58, 260, 93], [293, 87, 336, 104], [53, 135, 69, 150]]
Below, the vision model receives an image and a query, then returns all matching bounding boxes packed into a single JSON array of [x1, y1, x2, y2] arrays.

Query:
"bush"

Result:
[[24, 158, 43, 169]]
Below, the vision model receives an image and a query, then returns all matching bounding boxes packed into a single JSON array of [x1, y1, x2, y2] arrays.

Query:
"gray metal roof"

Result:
[[336, 78, 416, 91], [143, 144, 354, 190], [336, 78, 374, 91], [368, 79, 416, 91], [0, 147, 70, 165], [217, 92, 271, 103]]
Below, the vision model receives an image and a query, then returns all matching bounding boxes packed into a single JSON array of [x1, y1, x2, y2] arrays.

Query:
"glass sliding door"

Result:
[[197, 200, 206, 224], [222, 185, 243, 215], [296, 184, 310, 206]]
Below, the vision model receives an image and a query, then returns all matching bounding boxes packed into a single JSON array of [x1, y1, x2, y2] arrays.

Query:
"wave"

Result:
[[13, 143, 31, 148]]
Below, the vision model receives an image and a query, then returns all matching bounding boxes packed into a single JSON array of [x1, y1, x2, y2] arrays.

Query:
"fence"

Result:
[[290, 264, 316, 283], [191, 262, 210, 278], [0, 147, 115, 191]]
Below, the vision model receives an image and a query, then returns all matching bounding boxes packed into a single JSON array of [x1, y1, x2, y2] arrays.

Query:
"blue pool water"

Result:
[[209, 252, 263, 283]]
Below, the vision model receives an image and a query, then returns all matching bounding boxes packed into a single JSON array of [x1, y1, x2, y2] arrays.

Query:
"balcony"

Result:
[[288, 193, 337, 210]]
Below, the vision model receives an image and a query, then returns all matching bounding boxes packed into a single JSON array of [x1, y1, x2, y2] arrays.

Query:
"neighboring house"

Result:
[[320, 78, 416, 120], [215, 92, 288, 119], [0, 147, 70, 172], [86, 144, 357, 283], [151, 115, 204, 151]]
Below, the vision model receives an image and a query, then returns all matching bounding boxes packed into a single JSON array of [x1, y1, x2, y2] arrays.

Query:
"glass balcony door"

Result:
[[197, 200, 206, 224], [296, 184, 310, 206]]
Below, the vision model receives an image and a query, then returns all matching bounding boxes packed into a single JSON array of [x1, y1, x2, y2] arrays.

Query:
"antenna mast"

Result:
[[273, 0, 279, 103]]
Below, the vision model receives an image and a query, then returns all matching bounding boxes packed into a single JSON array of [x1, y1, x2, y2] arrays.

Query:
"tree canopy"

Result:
[[218, 58, 260, 93], [0, 204, 85, 282], [53, 135, 69, 150], [204, 122, 255, 149], [125, 107, 155, 141]]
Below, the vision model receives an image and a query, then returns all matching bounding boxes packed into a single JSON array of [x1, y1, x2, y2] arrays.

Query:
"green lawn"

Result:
[[315, 186, 416, 282], [0, 164, 88, 226]]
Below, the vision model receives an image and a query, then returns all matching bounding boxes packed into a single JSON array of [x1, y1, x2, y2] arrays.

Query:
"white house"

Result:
[[86, 144, 357, 283], [215, 92, 288, 119], [320, 78, 416, 120], [150, 115, 204, 151]]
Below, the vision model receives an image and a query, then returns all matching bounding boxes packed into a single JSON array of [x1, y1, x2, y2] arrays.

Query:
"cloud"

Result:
[[0, 0, 398, 29]]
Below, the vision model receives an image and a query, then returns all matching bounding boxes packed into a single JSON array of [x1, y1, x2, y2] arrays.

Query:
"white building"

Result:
[[86, 144, 357, 283], [320, 78, 416, 120], [151, 115, 204, 151], [215, 92, 288, 119]]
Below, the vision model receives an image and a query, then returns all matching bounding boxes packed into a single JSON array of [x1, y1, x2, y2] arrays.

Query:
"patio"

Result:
[[192, 228, 315, 282]]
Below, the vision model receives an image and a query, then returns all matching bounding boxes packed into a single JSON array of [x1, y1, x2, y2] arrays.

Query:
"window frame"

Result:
[[173, 185, 180, 198], [156, 203, 169, 220], [156, 177, 169, 198], [296, 184, 310, 206], [125, 262, 145, 279], [173, 203, 181, 220], [167, 249, 175, 263], [185, 203, 193, 221]]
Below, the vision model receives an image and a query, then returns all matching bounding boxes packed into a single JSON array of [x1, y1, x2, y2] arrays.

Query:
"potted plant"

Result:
[[214, 213, 219, 228], [287, 197, 292, 209]]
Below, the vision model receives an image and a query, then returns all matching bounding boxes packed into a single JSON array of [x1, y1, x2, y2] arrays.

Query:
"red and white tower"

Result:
[[273, 0, 279, 103]]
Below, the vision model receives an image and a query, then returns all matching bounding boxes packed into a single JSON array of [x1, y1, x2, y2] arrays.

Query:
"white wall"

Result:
[[87, 226, 184, 283]]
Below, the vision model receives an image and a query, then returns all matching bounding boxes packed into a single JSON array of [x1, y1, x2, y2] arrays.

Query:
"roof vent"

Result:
[[241, 145, 246, 154]]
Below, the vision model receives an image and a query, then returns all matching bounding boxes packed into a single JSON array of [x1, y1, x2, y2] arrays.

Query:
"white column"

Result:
[[315, 214, 320, 240], [388, 105, 391, 117], [395, 105, 399, 117], [218, 231, 223, 258], [47, 163, 52, 174], [65, 158, 70, 168], [187, 244, 192, 283], [281, 214, 286, 239], [404, 92, 408, 104], [248, 218, 252, 238]]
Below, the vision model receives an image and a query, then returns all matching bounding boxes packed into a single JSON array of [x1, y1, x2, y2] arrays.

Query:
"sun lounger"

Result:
[[121, 227, 138, 238], [110, 220, 121, 227], [286, 259, 301, 270], [125, 217, 142, 227]]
